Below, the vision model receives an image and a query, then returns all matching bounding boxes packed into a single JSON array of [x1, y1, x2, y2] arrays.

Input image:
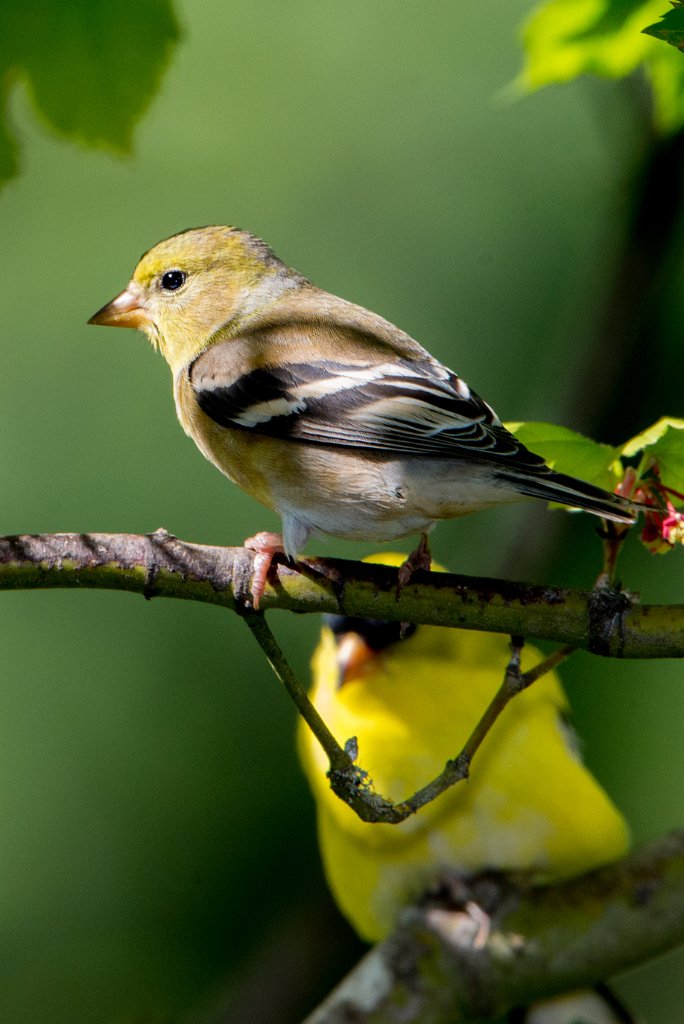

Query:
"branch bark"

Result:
[[1, 530, 683, 657], [302, 829, 684, 1024]]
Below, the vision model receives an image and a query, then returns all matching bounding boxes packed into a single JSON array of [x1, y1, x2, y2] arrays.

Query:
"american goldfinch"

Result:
[[298, 554, 634, 1022], [297, 556, 629, 943], [89, 226, 639, 603]]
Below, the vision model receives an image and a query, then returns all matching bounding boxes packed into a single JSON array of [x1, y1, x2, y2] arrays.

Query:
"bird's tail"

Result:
[[493, 467, 641, 525]]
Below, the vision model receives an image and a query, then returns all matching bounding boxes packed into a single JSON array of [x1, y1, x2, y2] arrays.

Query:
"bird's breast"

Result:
[[173, 369, 280, 510]]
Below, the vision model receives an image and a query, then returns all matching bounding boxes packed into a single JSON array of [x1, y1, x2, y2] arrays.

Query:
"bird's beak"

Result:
[[88, 284, 150, 330], [335, 632, 377, 688]]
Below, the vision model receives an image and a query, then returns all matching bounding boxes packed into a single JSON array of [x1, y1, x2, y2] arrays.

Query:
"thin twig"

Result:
[[243, 614, 576, 824], [241, 610, 410, 823], [385, 528, 628, 820], [378, 522, 630, 820], [242, 610, 351, 774], [244, 610, 575, 823], [385, 640, 576, 819], [596, 520, 632, 588]]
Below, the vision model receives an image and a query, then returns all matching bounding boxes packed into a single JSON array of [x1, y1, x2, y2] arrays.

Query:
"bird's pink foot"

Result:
[[244, 531, 285, 609], [397, 532, 432, 591]]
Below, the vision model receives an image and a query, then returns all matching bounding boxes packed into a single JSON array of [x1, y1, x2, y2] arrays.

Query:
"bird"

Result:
[[298, 553, 634, 1021], [298, 554, 629, 942], [89, 226, 640, 605]]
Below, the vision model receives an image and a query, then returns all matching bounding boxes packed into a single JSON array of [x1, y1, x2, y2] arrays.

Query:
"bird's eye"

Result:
[[160, 269, 186, 292]]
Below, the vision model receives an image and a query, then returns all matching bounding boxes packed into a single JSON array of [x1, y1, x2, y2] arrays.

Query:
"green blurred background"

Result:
[[2, 1, 684, 1021]]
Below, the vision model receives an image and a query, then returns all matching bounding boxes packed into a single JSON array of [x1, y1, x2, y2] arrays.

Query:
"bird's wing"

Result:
[[190, 344, 547, 468]]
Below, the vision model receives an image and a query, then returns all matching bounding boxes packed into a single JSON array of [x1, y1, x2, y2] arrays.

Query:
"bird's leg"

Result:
[[243, 531, 285, 609], [397, 531, 432, 591], [396, 532, 433, 637]]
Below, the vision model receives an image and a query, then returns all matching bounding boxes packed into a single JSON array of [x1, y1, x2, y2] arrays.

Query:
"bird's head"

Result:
[[88, 225, 302, 372], [324, 552, 447, 688]]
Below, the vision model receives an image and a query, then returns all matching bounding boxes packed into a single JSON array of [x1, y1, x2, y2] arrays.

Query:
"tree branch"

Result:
[[1, 530, 682, 657], [302, 829, 684, 1024], [5, 529, 684, 1014]]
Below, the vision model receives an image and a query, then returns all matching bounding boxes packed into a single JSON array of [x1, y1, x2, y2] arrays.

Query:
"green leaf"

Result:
[[644, 42, 684, 129], [643, 2, 684, 50], [621, 416, 684, 494], [0, 0, 180, 188], [518, 0, 684, 133], [506, 421, 622, 489]]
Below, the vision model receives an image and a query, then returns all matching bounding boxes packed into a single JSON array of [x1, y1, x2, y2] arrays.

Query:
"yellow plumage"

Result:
[[298, 555, 629, 943]]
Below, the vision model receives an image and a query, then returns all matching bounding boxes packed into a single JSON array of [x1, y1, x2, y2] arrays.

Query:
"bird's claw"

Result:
[[397, 532, 433, 594], [243, 531, 285, 609]]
